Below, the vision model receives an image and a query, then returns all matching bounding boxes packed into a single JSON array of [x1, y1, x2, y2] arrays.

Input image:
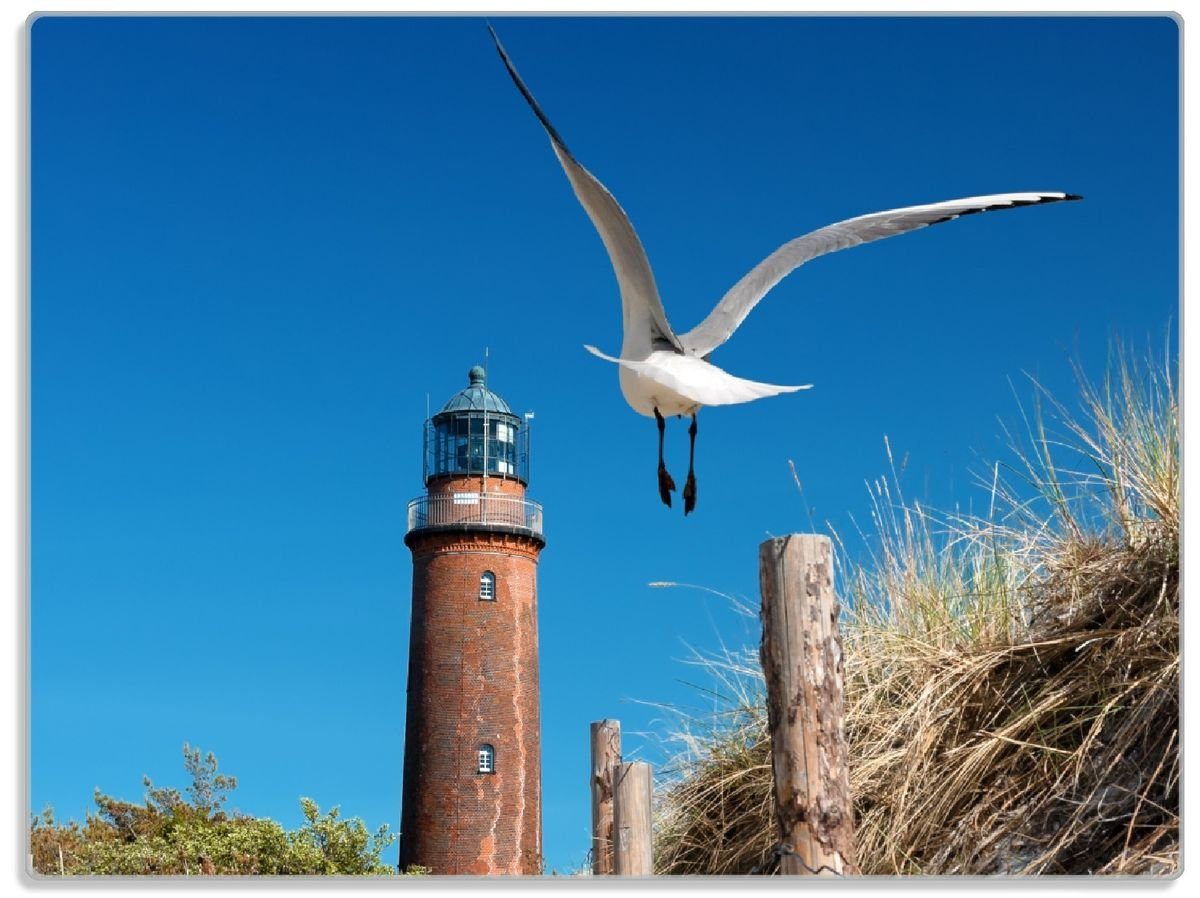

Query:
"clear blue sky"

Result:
[[31, 15, 1177, 873]]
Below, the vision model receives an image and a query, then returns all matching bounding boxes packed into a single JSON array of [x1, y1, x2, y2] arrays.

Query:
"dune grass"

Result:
[[652, 345, 1179, 875]]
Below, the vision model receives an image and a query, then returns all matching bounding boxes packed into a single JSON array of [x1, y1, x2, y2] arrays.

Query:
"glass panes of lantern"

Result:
[[424, 415, 529, 483]]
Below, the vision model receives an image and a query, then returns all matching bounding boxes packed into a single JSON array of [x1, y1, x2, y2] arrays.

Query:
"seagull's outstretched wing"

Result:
[[679, 192, 1082, 358], [489, 26, 682, 353]]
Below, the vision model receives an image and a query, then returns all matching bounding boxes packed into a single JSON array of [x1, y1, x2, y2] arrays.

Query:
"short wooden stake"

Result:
[[612, 761, 653, 875], [759, 534, 858, 875], [589, 719, 621, 875]]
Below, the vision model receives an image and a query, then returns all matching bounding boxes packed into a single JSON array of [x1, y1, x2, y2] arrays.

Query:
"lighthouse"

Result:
[[399, 366, 545, 875]]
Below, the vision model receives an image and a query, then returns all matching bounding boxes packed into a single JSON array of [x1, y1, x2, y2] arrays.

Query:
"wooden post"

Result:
[[589, 719, 621, 875], [759, 534, 858, 875], [612, 761, 653, 875]]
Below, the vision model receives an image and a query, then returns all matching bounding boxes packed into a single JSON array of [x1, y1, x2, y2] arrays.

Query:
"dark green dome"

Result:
[[437, 367, 516, 418]]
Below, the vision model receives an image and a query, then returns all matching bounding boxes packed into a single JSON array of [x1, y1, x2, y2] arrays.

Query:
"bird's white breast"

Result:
[[618, 361, 698, 418]]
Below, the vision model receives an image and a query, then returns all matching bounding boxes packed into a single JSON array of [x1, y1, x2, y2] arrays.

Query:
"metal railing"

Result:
[[406, 493, 544, 538]]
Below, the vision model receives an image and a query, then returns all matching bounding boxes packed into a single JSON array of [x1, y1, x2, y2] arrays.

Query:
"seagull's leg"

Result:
[[683, 413, 698, 515], [655, 407, 675, 508]]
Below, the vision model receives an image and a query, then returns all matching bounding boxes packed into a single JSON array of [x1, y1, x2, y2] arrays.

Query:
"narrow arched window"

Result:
[[477, 743, 495, 774], [479, 571, 496, 601]]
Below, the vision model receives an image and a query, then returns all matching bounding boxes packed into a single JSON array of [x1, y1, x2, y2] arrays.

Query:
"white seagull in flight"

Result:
[[489, 26, 1081, 515]]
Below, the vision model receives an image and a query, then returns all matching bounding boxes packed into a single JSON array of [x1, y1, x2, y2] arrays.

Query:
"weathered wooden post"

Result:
[[590, 719, 621, 875], [759, 534, 858, 875], [612, 761, 653, 875]]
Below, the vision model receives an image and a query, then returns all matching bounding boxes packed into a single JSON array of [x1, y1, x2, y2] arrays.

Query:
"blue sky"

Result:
[[30, 15, 1178, 873]]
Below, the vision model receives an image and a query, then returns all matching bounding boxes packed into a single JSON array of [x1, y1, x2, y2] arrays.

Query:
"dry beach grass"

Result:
[[652, 347, 1179, 876]]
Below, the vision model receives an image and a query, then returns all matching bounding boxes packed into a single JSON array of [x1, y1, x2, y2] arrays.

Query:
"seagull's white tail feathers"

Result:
[[583, 344, 620, 362], [700, 372, 812, 407], [584, 345, 811, 409]]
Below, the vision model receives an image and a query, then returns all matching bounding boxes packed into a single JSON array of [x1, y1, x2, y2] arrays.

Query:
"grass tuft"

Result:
[[652, 344, 1178, 876]]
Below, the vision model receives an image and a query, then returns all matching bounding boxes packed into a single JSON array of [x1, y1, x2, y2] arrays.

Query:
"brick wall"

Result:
[[399, 528, 543, 875], [427, 473, 527, 500]]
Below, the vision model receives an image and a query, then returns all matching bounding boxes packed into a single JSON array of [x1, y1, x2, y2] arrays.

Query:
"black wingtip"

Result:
[[487, 22, 573, 158], [1001, 192, 1084, 210]]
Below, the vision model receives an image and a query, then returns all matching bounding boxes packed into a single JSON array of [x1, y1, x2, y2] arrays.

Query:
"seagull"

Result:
[[489, 26, 1081, 516]]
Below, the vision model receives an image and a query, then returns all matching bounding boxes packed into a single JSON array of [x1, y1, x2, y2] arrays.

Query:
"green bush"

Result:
[[30, 744, 407, 876]]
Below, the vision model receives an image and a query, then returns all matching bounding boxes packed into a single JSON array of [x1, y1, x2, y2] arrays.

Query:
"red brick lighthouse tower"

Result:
[[399, 366, 545, 875]]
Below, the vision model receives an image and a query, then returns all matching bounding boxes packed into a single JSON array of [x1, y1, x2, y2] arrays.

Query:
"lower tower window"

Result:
[[479, 571, 496, 601], [478, 743, 495, 774]]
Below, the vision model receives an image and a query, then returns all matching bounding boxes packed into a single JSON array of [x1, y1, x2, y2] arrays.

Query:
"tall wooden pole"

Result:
[[612, 761, 653, 875], [589, 719, 621, 875], [759, 534, 858, 875]]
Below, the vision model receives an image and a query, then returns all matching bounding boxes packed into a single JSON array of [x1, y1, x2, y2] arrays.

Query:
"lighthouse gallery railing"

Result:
[[406, 493, 544, 537]]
